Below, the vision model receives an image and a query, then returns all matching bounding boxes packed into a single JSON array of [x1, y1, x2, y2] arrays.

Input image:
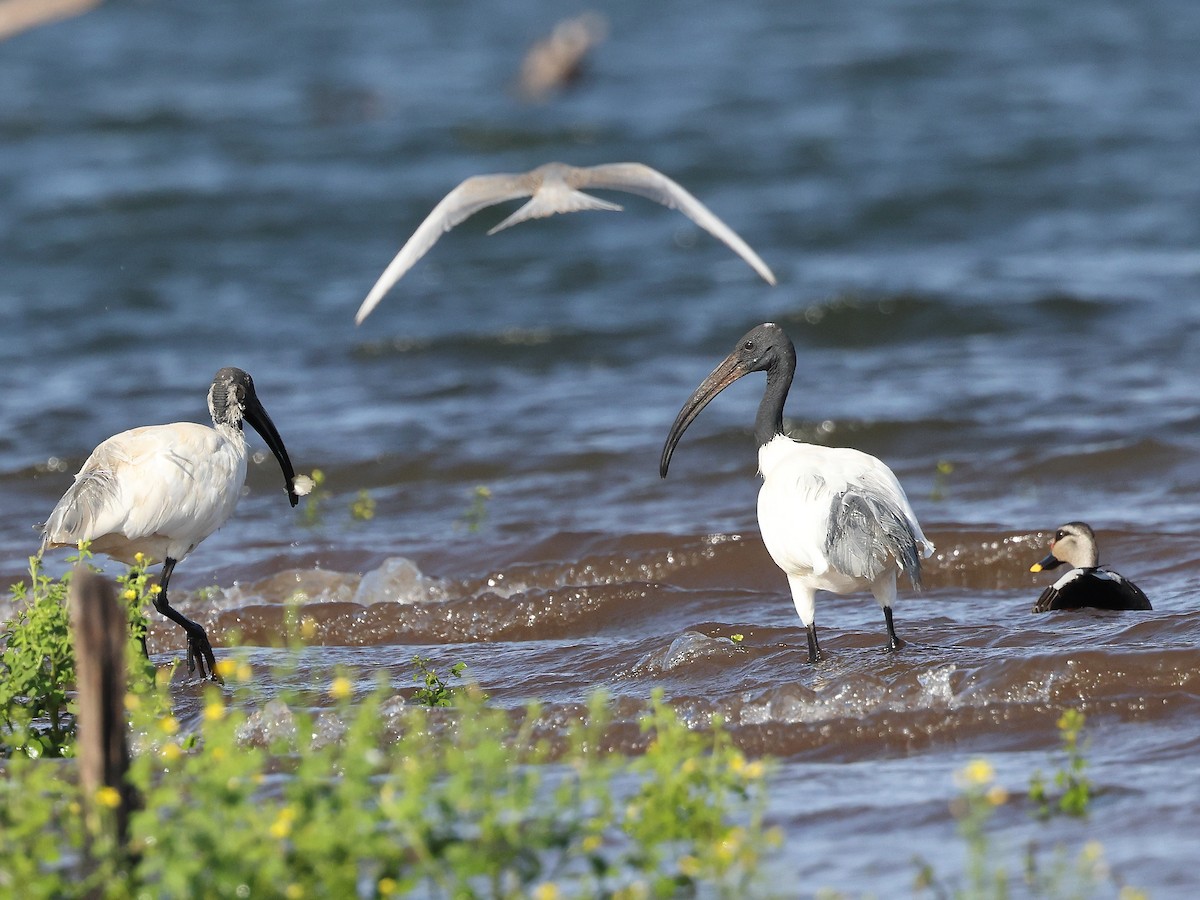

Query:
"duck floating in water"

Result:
[[1029, 522, 1151, 612]]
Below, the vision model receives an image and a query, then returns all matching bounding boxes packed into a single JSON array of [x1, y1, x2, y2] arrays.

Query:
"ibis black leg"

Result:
[[806, 623, 824, 663], [883, 606, 904, 652], [152, 557, 220, 682]]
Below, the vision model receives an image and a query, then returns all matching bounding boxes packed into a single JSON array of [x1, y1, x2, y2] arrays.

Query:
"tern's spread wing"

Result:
[[355, 173, 536, 324], [572, 162, 777, 285]]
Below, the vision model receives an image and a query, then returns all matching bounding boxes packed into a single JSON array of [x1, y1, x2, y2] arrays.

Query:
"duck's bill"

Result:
[[1029, 552, 1063, 573], [659, 352, 749, 477]]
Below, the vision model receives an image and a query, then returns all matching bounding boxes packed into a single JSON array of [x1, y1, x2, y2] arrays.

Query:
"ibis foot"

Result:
[[182, 621, 220, 683]]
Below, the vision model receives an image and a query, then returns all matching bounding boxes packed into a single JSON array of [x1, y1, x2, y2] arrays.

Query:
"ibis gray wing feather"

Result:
[[355, 173, 537, 324], [40, 466, 121, 552], [572, 162, 776, 285], [826, 487, 923, 588]]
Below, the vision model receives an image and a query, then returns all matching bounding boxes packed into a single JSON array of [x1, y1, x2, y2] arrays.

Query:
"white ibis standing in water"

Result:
[[1029, 522, 1151, 612], [355, 161, 776, 324], [39, 368, 310, 680], [660, 323, 934, 662]]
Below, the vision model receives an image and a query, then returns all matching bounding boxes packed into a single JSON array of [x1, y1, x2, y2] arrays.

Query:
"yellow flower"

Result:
[[986, 785, 1009, 806], [123, 589, 137, 601], [378, 879, 397, 896], [124, 693, 141, 712], [677, 855, 701, 878], [161, 742, 182, 762], [300, 616, 318, 642], [134, 552, 145, 565], [270, 805, 297, 840], [959, 758, 994, 787], [743, 760, 766, 780], [613, 881, 649, 900], [284, 885, 304, 900], [716, 827, 745, 864], [211, 746, 227, 762], [236, 662, 254, 683], [95, 786, 122, 809], [215, 658, 238, 680], [531, 884, 560, 900], [159, 716, 180, 735], [150, 584, 162, 595], [204, 700, 225, 722], [581, 834, 603, 854], [329, 676, 353, 701]]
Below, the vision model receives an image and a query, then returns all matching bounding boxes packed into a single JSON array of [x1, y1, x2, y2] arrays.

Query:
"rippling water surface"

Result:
[[3, 0, 1200, 894]]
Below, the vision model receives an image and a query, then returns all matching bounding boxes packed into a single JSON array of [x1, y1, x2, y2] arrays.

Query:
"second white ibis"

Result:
[[660, 322, 934, 662]]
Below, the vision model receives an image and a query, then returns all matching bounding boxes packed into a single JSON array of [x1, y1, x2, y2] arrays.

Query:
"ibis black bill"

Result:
[[659, 353, 751, 478], [243, 392, 301, 507]]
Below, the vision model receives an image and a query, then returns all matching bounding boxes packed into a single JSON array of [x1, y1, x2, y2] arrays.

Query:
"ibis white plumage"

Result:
[[39, 367, 310, 680], [355, 161, 776, 324], [660, 323, 934, 662]]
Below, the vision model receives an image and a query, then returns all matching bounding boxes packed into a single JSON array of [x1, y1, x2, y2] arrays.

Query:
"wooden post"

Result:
[[68, 568, 132, 853]]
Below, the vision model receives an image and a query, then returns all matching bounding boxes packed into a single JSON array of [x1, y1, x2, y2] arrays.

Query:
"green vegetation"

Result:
[[300, 467, 327, 525], [930, 459, 955, 502], [411, 653, 470, 707], [300, 469, 378, 526], [913, 714, 1141, 900], [460, 484, 493, 532], [1, 548, 155, 759], [1, 678, 775, 896], [1029, 709, 1093, 818], [351, 488, 377, 521], [0, 564, 776, 897]]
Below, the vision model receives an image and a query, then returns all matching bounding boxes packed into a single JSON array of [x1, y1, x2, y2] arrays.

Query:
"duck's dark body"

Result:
[[1033, 566, 1153, 613]]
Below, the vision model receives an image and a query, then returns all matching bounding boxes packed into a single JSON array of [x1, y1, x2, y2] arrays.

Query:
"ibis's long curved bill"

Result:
[[659, 352, 751, 478], [243, 394, 301, 507]]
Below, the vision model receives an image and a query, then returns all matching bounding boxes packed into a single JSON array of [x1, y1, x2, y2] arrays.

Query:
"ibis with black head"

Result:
[[39, 367, 311, 680], [660, 323, 934, 662]]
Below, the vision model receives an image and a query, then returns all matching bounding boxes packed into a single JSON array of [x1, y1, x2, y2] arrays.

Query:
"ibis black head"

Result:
[[659, 322, 797, 477], [1031, 521, 1099, 572], [209, 367, 303, 507]]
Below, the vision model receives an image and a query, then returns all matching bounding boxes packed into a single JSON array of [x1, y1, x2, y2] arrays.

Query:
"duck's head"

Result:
[[1030, 521, 1099, 572]]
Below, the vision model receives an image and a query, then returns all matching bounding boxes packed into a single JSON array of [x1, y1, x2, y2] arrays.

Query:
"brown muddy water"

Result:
[[4, 0, 1200, 894]]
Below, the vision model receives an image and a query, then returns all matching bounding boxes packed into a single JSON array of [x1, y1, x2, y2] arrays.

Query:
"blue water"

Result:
[[3, 0, 1200, 894]]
